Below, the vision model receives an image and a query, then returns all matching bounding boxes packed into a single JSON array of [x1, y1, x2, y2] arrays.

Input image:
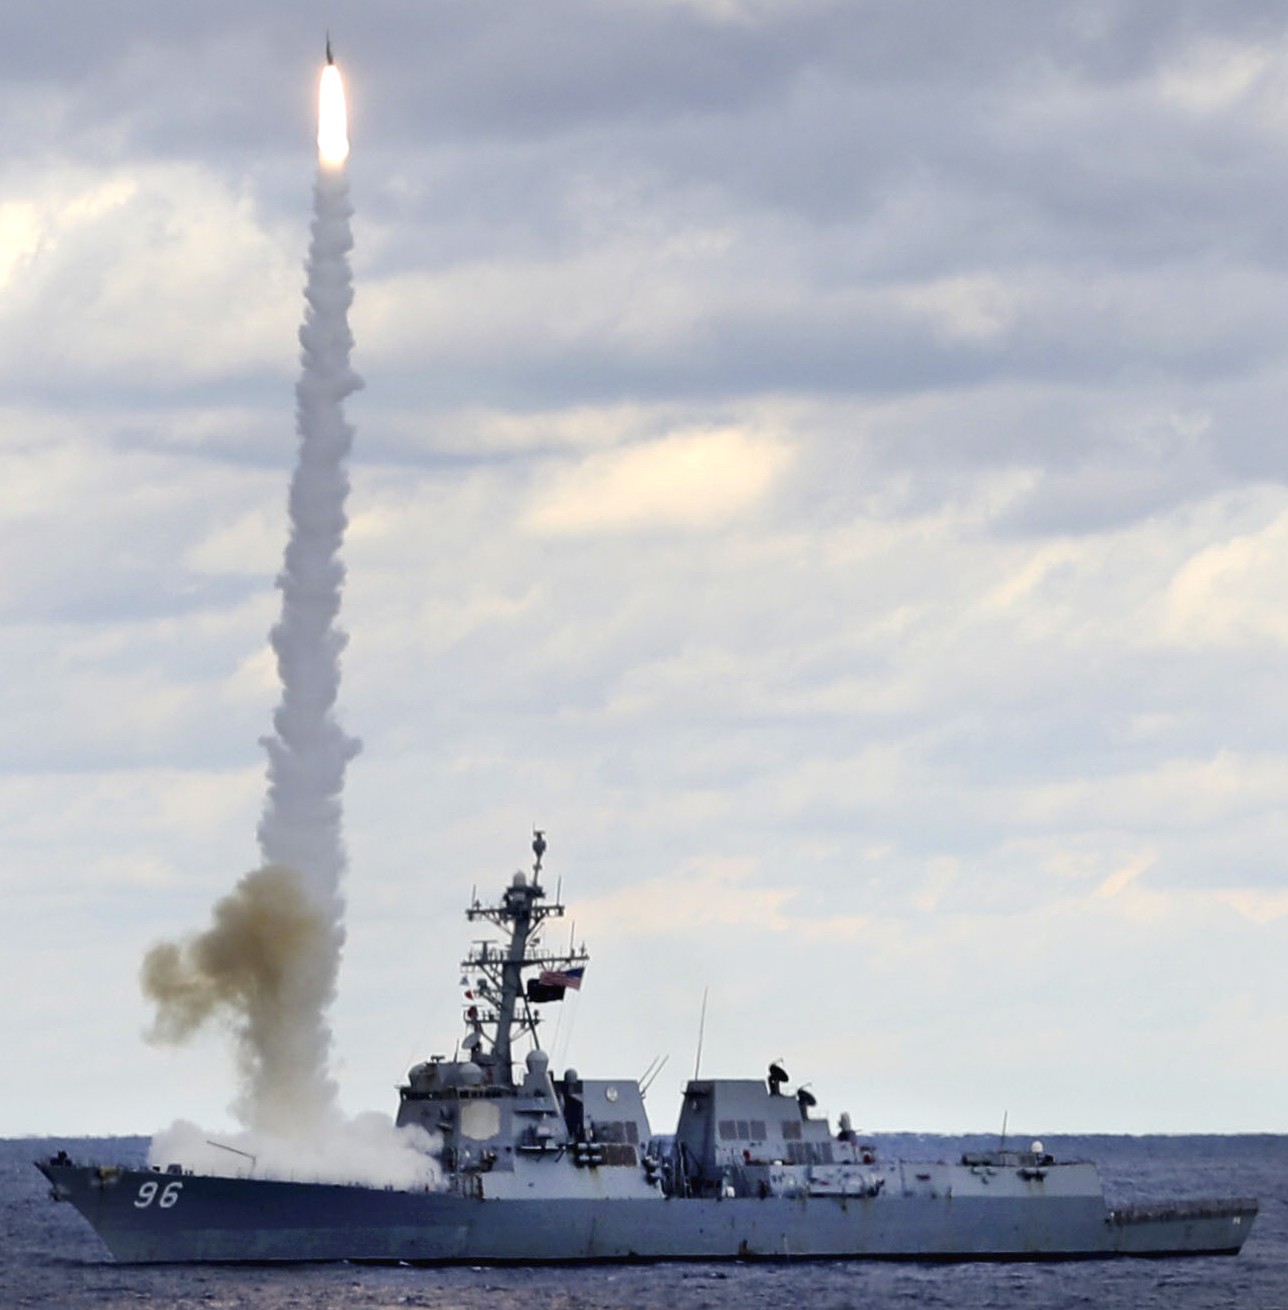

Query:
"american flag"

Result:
[[538, 966, 584, 991]]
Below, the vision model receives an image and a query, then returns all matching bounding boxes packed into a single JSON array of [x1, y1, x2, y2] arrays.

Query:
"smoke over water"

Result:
[[141, 865, 340, 1133], [140, 61, 435, 1187]]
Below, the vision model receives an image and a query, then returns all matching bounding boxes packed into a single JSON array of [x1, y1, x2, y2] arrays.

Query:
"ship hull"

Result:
[[39, 1162, 1255, 1264]]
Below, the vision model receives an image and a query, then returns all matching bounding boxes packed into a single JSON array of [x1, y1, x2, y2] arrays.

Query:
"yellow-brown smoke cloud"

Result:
[[141, 865, 342, 1136]]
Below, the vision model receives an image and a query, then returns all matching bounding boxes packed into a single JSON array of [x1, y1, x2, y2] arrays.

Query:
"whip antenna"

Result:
[[693, 986, 709, 1080]]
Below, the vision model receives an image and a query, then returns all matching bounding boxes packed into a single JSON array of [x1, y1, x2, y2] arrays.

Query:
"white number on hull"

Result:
[[134, 1179, 182, 1208]]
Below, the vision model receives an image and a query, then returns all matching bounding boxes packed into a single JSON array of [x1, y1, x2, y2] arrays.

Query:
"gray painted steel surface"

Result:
[[37, 1158, 1255, 1263]]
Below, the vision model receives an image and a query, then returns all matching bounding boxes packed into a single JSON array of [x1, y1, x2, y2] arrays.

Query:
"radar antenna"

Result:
[[461, 832, 588, 1086]]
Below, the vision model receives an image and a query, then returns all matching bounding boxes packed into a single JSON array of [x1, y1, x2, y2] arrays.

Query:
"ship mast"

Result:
[[462, 832, 589, 1087]]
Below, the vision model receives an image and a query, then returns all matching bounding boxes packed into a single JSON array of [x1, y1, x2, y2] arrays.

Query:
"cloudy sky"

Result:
[[5, 0, 1288, 1138]]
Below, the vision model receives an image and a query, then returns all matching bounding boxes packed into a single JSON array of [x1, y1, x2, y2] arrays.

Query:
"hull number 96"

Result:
[[134, 1179, 183, 1209]]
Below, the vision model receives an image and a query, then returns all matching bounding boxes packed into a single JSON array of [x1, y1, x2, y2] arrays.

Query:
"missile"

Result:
[[326, 33, 334, 66]]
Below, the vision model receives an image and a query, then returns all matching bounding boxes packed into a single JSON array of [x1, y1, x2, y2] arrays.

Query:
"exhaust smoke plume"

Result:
[[149, 1114, 440, 1190], [141, 58, 397, 1174], [141, 865, 339, 1132]]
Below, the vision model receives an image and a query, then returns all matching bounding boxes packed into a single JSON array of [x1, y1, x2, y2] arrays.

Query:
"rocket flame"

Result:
[[318, 64, 349, 167]]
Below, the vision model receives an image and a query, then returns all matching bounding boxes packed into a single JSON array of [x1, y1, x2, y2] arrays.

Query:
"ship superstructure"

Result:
[[38, 836, 1259, 1263], [393, 834, 656, 1199]]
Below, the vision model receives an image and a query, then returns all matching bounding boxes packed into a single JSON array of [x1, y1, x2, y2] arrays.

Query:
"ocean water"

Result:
[[3, 1134, 1284, 1309]]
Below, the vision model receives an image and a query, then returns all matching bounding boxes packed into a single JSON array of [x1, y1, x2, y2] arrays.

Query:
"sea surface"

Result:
[[3, 1134, 1284, 1309]]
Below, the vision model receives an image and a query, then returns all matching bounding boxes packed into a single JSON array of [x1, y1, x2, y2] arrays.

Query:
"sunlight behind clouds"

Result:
[[1165, 506, 1288, 648], [576, 855, 869, 941], [524, 427, 793, 534], [0, 163, 296, 388], [1155, 37, 1273, 112]]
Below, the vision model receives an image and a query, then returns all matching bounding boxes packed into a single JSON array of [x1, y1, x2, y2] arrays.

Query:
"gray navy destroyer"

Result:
[[40, 835, 1258, 1263]]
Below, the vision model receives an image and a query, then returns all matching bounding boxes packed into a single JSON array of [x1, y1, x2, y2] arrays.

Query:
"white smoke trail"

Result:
[[260, 155, 363, 893], [141, 61, 441, 1188], [248, 107, 364, 1133], [143, 66, 363, 1145]]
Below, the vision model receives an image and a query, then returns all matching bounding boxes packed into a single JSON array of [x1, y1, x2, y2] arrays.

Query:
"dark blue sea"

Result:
[[3, 1134, 1284, 1308]]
